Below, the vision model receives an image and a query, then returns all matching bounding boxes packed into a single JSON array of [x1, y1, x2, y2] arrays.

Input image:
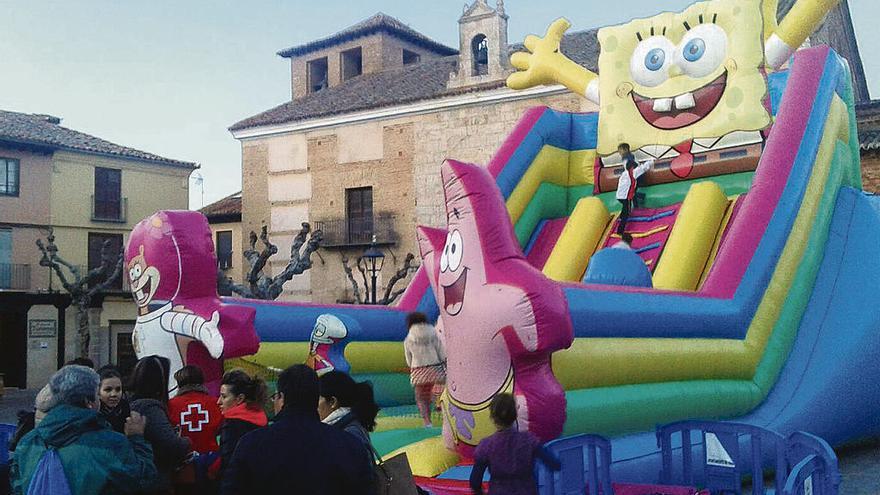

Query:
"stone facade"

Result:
[[448, 0, 510, 89], [290, 33, 447, 100], [238, 88, 593, 304], [0, 134, 192, 387], [307, 122, 417, 303]]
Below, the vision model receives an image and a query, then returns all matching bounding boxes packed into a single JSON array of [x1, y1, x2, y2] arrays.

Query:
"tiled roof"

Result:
[[0, 110, 196, 168], [278, 13, 457, 58], [200, 191, 242, 221], [860, 130, 880, 152], [231, 28, 599, 131], [856, 100, 880, 153]]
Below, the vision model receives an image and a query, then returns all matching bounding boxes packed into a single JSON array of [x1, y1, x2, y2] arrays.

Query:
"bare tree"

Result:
[[36, 228, 123, 358], [218, 223, 322, 300], [341, 252, 418, 305]]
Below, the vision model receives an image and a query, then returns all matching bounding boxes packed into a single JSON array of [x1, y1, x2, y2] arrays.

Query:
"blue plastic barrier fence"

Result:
[[782, 432, 841, 495], [536, 434, 613, 495], [656, 421, 787, 495]]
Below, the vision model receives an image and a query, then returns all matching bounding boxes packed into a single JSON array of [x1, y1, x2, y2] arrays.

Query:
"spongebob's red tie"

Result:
[[670, 140, 694, 178]]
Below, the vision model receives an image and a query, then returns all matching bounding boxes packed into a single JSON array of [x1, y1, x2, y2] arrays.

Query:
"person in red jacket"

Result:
[[169, 365, 223, 494], [168, 365, 223, 454]]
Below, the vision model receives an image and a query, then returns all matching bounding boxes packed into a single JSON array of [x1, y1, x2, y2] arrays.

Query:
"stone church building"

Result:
[[230, 0, 870, 304]]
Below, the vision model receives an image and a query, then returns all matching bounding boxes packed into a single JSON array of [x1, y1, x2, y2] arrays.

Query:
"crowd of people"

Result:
[[5, 357, 386, 495], [3, 312, 560, 494]]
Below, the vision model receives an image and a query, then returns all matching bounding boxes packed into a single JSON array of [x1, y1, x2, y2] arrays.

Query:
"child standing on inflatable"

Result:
[[615, 143, 653, 236], [404, 312, 446, 427], [469, 394, 560, 495]]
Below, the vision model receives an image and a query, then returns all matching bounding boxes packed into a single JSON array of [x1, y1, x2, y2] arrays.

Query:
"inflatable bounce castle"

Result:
[[127, 0, 880, 488]]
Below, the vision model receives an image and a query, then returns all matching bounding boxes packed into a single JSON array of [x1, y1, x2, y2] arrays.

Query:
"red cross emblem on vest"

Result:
[[180, 403, 210, 432]]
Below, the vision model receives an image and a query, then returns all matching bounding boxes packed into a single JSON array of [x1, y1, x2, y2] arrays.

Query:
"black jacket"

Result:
[[99, 398, 131, 434], [220, 408, 375, 495], [130, 398, 192, 492], [217, 417, 262, 477]]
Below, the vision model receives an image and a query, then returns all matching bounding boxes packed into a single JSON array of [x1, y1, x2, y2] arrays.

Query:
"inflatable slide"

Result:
[[124, 0, 879, 487]]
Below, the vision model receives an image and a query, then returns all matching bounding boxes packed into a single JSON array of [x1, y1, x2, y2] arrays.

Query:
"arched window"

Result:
[[471, 34, 489, 76]]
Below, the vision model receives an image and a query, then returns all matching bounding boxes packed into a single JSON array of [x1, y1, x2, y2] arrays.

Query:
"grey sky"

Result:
[[0, 1, 874, 210]]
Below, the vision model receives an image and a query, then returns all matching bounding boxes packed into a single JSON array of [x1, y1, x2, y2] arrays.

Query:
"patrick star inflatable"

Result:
[[125, 211, 260, 395], [418, 160, 574, 456]]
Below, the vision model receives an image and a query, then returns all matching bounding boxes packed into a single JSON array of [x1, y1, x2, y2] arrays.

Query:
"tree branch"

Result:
[[218, 270, 255, 298], [380, 253, 417, 304], [340, 254, 363, 304], [266, 224, 322, 300], [355, 257, 370, 301], [36, 237, 76, 294]]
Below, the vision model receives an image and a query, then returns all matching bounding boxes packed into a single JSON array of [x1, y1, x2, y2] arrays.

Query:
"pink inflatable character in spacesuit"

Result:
[[418, 160, 573, 457], [125, 211, 259, 395]]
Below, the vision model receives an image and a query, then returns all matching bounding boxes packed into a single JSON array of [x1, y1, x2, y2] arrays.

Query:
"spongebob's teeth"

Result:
[[135, 289, 144, 300], [653, 98, 673, 112], [675, 92, 696, 110]]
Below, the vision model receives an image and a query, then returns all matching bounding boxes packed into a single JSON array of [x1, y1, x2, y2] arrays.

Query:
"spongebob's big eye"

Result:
[[630, 36, 675, 87], [675, 24, 727, 79], [129, 265, 142, 281], [447, 230, 464, 272], [644, 48, 666, 71]]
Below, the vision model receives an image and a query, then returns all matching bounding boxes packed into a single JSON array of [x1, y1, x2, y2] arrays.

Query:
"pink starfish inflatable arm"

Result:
[[418, 160, 573, 456]]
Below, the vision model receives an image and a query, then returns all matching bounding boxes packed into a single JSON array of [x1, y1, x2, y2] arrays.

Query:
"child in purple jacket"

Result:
[[469, 393, 561, 495]]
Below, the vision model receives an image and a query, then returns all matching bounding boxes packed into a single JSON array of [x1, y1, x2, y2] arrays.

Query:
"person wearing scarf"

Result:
[[97, 365, 131, 434]]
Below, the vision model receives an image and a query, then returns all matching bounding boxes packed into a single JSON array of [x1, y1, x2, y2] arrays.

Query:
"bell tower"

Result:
[[448, 0, 511, 88]]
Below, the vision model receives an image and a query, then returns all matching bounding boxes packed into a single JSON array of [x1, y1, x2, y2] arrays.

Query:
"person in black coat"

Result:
[[220, 365, 375, 495], [129, 355, 193, 494], [213, 369, 268, 479]]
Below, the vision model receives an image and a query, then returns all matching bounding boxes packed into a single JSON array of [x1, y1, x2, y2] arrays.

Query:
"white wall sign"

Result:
[[28, 319, 57, 338]]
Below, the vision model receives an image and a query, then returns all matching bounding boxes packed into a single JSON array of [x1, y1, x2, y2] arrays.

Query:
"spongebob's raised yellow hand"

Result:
[[507, 18, 598, 103]]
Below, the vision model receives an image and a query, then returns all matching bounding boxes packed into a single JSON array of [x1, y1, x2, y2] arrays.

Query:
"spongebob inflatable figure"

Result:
[[509, 0, 839, 178]]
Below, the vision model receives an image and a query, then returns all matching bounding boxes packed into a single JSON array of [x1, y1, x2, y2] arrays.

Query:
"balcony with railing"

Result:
[[314, 214, 399, 248], [91, 196, 128, 223], [0, 264, 31, 290]]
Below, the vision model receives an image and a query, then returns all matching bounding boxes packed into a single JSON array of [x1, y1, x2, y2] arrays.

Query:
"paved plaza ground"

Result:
[[1, 388, 877, 493]]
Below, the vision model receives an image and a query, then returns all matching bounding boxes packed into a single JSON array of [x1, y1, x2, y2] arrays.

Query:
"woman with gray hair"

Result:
[[11, 365, 160, 494]]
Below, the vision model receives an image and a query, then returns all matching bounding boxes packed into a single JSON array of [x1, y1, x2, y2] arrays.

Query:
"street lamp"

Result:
[[359, 235, 386, 304]]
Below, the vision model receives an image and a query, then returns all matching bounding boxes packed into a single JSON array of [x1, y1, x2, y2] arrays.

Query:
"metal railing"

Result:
[[91, 196, 128, 223], [0, 264, 30, 290], [313, 214, 398, 248]]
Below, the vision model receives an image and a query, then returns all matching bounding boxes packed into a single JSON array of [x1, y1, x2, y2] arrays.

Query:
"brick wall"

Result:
[[861, 153, 880, 192], [412, 92, 592, 228], [291, 34, 447, 99], [306, 122, 417, 303], [240, 141, 270, 261], [242, 92, 598, 303]]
